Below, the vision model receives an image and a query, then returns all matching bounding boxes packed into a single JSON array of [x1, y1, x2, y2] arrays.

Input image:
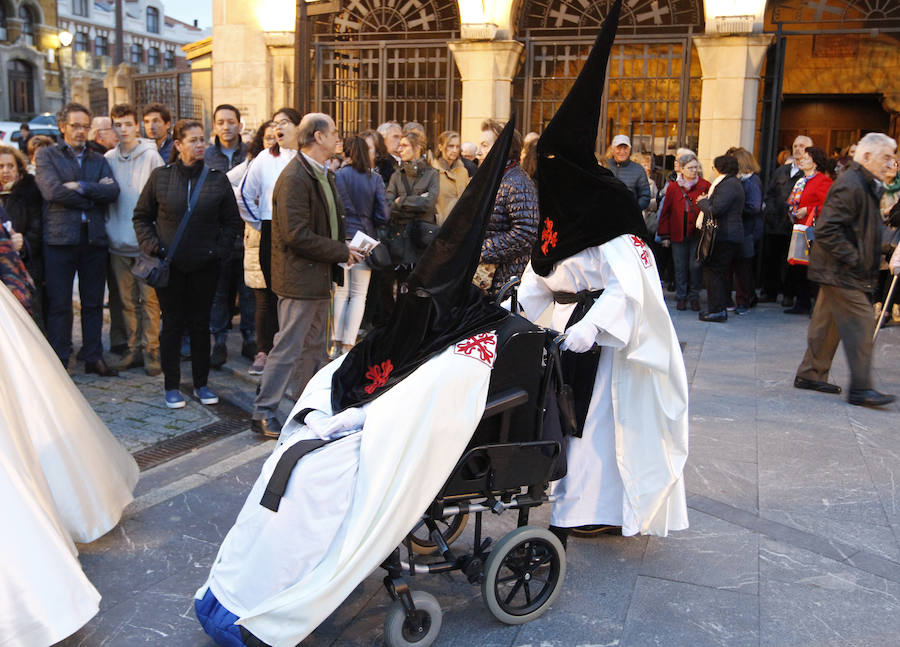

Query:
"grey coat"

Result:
[[607, 159, 651, 210]]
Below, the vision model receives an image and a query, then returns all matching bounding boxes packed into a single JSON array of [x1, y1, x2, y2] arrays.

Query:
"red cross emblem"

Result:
[[630, 235, 652, 268], [364, 359, 394, 394], [454, 332, 498, 368], [541, 218, 558, 255]]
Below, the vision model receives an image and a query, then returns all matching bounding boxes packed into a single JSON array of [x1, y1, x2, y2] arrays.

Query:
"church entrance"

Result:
[[779, 94, 891, 155]]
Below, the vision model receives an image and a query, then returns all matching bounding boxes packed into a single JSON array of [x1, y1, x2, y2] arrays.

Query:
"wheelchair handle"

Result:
[[495, 275, 521, 309]]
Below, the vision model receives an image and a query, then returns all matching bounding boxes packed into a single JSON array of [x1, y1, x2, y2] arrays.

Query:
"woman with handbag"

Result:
[[133, 119, 241, 409], [385, 131, 439, 270], [695, 154, 745, 322], [332, 134, 388, 354], [657, 152, 710, 311], [784, 146, 833, 315]]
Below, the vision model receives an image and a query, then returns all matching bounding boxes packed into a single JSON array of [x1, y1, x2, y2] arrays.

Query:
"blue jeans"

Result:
[[209, 257, 255, 345], [671, 235, 702, 301]]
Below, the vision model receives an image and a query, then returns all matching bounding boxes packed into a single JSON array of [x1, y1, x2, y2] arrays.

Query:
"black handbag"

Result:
[[696, 212, 718, 264], [412, 220, 440, 248], [366, 239, 393, 271], [132, 165, 210, 288]]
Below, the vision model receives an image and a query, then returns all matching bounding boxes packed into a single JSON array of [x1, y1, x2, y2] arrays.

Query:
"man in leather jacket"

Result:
[[794, 132, 898, 407]]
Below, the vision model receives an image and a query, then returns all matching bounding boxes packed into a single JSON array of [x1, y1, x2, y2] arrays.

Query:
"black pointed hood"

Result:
[[531, 0, 647, 277], [330, 120, 517, 411]]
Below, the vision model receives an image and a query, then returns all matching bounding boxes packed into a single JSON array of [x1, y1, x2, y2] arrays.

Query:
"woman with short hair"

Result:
[[695, 154, 745, 322], [385, 131, 439, 267], [133, 119, 242, 408]]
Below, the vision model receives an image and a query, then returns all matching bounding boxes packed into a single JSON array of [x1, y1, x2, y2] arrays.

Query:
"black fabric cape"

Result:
[[331, 121, 518, 412], [530, 0, 648, 277]]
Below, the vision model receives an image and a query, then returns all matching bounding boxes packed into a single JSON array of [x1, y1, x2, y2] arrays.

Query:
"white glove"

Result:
[[561, 318, 598, 353], [305, 407, 366, 440], [890, 244, 900, 276]]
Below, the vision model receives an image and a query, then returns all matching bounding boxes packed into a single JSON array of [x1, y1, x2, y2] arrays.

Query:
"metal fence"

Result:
[[314, 40, 461, 147], [511, 35, 700, 164], [132, 72, 206, 122]]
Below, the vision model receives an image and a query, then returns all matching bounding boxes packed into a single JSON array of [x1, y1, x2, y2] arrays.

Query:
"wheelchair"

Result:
[[380, 281, 569, 647]]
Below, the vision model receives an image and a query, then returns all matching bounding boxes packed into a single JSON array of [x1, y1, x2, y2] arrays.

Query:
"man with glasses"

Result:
[[35, 102, 120, 376]]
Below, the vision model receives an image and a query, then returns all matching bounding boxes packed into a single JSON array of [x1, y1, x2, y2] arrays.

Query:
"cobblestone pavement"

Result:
[[54, 296, 900, 647]]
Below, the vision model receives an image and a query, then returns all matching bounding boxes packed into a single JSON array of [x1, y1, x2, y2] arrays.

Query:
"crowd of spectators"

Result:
[[0, 98, 895, 413]]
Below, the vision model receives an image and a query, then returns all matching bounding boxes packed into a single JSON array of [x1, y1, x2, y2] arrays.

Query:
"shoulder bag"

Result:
[[695, 211, 718, 264], [132, 165, 210, 288]]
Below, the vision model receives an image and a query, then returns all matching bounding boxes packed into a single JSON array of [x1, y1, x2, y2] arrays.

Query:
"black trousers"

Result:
[[761, 233, 790, 298], [703, 241, 740, 313], [155, 261, 219, 391], [43, 228, 107, 365], [254, 287, 279, 354]]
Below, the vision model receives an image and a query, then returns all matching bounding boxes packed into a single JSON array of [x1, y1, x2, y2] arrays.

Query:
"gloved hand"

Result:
[[305, 407, 367, 440], [890, 243, 900, 275], [561, 318, 598, 353]]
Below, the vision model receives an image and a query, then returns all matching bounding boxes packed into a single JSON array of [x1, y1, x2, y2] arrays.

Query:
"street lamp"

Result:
[[57, 30, 73, 104], [703, 0, 766, 34]]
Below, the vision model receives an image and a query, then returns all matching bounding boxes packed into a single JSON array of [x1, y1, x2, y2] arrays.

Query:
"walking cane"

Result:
[[874, 273, 899, 341]]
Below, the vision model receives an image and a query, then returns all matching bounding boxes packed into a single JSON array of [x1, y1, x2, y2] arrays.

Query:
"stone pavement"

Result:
[[57, 299, 900, 647]]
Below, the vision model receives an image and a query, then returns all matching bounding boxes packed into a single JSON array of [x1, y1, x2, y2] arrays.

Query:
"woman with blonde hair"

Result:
[[431, 130, 469, 225]]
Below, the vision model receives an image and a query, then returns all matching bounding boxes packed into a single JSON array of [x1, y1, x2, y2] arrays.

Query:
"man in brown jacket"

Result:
[[251, 113, 363, 437], [794, 132, 898, 407]]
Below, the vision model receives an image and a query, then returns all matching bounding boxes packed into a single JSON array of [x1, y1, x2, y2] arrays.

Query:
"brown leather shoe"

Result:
[[85, 358, 119, 377], [251, 416, 281, 439], [690, 299, 701, 311], [676, 300, 687, 311], [144, 351, 162, 377]]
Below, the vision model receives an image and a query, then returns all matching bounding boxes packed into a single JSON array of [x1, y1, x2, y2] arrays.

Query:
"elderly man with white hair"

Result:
[[794, 132, 898, 407]]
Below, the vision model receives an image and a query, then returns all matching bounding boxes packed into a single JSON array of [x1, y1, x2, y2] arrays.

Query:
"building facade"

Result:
[[0, 0, 60, 120], [209, 0, 900, 178]]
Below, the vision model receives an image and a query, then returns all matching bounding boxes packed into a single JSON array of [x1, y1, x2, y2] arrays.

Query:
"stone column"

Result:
[[212, 0, 270, 128], [693, 34, 772, 173], [448, 40, 524, 145], [104, 63, 134, 108]]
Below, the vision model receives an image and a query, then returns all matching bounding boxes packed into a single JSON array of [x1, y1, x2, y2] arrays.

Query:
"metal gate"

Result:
[[512, 36, 700, 158], [313, 40, 460, 146], [89, 79, 107, 116], [132, 72, 206, 122]]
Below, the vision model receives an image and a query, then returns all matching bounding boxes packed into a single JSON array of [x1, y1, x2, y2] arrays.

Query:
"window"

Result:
[[8, 59, 34, 116], [18, 6, 34, 46], [94, 35, 108, 57], [0, 5, 7, 41], [146, 6, 159, 34], [72, 0, 88, 17], [130, 43, 143, 65], [147, 46, 159, 69], [74, 31, 89, 52], [164, 49, 175, 70]]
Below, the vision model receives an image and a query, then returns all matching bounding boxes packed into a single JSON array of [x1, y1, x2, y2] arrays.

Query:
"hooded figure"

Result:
[[517, 0, 689, 541], [195, 123, 518, 647]]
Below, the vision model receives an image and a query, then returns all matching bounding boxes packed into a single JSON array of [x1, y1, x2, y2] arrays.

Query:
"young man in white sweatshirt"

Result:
[[105, 103, 165, 375]]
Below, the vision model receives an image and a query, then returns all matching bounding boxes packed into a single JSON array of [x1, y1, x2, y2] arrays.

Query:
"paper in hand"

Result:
[[340, 231, 380, 269]]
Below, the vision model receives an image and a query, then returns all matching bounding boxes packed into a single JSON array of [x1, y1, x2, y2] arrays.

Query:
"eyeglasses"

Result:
[[273, 119, 292, 128], [683, 165, 699, 170], [66, 123, 90, 131]]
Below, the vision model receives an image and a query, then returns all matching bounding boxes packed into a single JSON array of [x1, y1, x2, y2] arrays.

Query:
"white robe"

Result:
[[518, 234, 689, 536], [197, 333, 497, 647], [0, 291, 101, 646], [0, 284, 139, 544]]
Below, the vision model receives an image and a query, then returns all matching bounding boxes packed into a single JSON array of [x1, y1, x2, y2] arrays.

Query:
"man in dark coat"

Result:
[[760, 135, 811, 304], [794, 132, 898, 407], [251, 113, 363, 437], [35, 103, 120, 376]]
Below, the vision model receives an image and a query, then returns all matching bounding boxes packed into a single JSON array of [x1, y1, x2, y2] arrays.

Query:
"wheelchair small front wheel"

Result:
[[408, 513, 469, 555], [384, 591, 442, 647], [481, 526, 566, 625]]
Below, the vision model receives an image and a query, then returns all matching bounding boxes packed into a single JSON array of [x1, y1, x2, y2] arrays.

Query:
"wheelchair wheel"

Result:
[[407, 514, 469, 555], [383, 590, 442, 647], [481, 526, 566, 625]]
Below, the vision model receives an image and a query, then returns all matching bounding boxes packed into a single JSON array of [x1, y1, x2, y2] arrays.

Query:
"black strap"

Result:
[[259, 437, 335, 512], [552, 289, 603, 305], [399, 170, 413, 196], [161, 165, 210, 267], [560, 292, 603, 437]]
